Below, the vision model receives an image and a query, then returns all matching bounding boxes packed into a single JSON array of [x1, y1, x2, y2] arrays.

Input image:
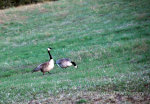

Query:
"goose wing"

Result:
[[56, 58, 70, 64], [32, 62, 48, 72], [56, 58, 72, 68]]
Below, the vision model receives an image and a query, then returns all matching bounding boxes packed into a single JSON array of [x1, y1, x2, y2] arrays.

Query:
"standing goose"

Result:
[[56, 58, 77, 68], [32, 47, 54, 75]]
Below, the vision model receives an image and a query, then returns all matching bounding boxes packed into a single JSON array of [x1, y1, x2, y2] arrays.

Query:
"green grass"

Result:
[[0, 0, 150, 103]]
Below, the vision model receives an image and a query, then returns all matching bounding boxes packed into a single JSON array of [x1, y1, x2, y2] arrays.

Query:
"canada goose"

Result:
[[56, 58, 77, 68], [32, 47, 54, 75]]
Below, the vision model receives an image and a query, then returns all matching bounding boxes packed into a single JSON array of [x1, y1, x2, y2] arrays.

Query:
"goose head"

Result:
[[47, 47, 52, 51], [75, 65, 78, 68]]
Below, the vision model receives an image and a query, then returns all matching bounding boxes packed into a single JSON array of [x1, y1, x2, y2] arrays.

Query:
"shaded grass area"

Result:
[[0, 0, 57, 9], [0, 0, 150, 103]]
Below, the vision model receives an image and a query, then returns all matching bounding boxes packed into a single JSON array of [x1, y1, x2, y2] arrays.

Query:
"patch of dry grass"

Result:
[[0, 11, 27, 24], [28, 91, 150, 104]]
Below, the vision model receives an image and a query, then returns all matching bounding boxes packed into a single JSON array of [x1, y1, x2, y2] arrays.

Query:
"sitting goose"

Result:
[[32, 47, 54, 75], [56, 58, 77, 68]]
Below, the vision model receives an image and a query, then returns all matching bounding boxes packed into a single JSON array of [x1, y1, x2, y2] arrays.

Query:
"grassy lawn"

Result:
[[0, 0, 150, 103]]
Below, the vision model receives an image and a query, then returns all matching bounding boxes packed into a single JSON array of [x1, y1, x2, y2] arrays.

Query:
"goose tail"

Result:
[[32, 67, 41, 73]]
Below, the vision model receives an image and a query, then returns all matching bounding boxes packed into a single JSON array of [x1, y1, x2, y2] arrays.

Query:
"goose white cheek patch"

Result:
[[48, 48, 51, 51]]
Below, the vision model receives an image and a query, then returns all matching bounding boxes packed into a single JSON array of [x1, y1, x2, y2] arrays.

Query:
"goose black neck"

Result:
[[48, 51, 53, 60], [71, 61, 76, 66]]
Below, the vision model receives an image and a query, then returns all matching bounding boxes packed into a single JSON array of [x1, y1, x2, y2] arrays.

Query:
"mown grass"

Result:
[[0, 0, 150, 103]]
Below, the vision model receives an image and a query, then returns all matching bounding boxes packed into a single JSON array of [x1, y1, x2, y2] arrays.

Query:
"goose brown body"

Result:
[[32, 48, 54, 75], [56, 58, 77, 68]]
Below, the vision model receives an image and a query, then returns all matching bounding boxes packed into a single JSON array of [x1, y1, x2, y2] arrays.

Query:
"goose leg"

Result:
[[43, 72, 45, 75]]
